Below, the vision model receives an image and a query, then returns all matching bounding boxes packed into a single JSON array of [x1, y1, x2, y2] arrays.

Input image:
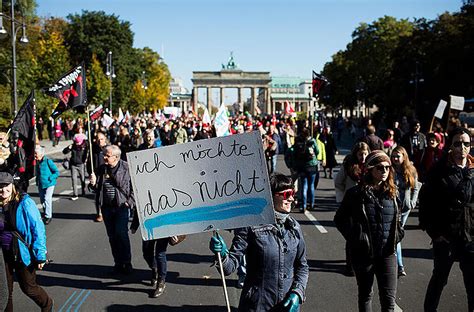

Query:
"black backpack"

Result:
[[293, 139, 315, 163]]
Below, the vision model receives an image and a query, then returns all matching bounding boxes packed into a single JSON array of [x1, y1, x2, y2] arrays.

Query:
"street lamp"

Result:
[[409, 61, 424, 118], [141, 71, 148, 90], [0, 0, 29, 116], [105, 51, 116, 114]]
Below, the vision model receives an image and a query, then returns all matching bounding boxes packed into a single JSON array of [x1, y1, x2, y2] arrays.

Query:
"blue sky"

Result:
[[37, 0, 461, 91]]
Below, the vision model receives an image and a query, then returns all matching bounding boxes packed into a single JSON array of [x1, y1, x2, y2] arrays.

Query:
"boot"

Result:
[[151, 279, 166, 298], [151, 268, 158, 287]]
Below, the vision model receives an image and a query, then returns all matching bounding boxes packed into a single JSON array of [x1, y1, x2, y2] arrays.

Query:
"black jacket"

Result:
[[334, 185, 403, 260], [419, 154, 474, 244]]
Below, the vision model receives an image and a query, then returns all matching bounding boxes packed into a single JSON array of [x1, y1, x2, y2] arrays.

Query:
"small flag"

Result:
[[202, 108, 212, 125], [46, 63, 87, 118], [285, 100, 295, 115], [214, 103, 230, 137], [101, 114, 114, 129], [312, 70, 328, 97], [118, 107, 124, 123], [89, 105, 104, 121]]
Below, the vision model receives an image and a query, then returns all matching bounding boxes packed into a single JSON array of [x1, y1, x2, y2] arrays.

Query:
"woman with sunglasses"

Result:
[[209, 173, 309, 312], [335, 150, 404, 311], [391, 146, 421, 277]]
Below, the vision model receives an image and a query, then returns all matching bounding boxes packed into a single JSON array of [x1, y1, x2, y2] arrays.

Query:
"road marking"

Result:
[[59, 190, 73, 195], [304, 210, 328, 234], [66, 289, 86, 312], [74, 290, 91, 312], [58, 290, 77, 312], [395, 303, 403, 311]]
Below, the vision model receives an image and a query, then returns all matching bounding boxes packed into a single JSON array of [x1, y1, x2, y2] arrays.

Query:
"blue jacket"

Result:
[[36, 156, 59, 189], [15, 194, 48, 266], [221, 217, 309, 312]]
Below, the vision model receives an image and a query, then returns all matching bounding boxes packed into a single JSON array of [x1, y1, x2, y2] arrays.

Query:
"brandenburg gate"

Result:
[[191, 54, 271, 114]]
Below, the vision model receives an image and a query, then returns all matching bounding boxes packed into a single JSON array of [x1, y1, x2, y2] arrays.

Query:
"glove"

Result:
[[209, 234, 229, 257], [282, 292, 300, 312]]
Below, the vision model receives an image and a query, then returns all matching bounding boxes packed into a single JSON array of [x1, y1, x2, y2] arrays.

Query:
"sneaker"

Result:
[[237, 275, 245, 289], [71, 196, 79, 201], [151, 280, 166, 298], [398, 267, 407, 277], [43, 218, 52, 225], [95, 215, 103, 222], [151, 269, 158, 288]]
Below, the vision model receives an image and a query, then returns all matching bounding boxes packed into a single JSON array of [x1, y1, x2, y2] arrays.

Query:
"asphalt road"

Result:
[[12, 141, 469, 311]]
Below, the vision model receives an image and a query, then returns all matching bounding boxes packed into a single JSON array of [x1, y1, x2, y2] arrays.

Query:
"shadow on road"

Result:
[[402, 248, 433, 260], [106, 304, 238, 312], [167, 253, 214, 264], [50, 212, 96, 221], [307, 259, 346, 274]]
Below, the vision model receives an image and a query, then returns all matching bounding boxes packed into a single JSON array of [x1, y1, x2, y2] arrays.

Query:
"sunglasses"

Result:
[[274, 189, 295, 200], [375, 165, 391, 172], [452, 141, 471, 148]]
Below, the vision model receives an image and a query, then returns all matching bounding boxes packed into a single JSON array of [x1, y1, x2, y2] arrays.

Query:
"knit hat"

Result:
[[365, 150, 391, 169], [0, 171, 13, 185]]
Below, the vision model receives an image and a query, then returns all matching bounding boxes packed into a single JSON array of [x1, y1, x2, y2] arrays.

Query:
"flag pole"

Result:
[[1, 129, 11, 146], [213, 230, 231, 312], [86, 106, 94, 174]]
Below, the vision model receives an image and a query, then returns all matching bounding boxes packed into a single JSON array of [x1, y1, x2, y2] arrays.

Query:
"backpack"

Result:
[[293, 139, 316, 163]]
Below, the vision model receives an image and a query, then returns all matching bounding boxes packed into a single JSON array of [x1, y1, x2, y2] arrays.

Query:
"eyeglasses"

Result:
[[274, 189, 295, 200], [375, 165, 391, 172], [452, 141, 471, 148]]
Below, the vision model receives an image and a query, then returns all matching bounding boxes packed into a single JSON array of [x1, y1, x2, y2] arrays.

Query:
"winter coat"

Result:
[[10, 194, 47, 266], [63, 142, 88, 166], [35, 156, 59, 189], [393, 170, 421, 213], [221, 216, 308, 312], [419, 154, 474, 245], [334, 185, 403, 261], [92, 159, 135, 209]]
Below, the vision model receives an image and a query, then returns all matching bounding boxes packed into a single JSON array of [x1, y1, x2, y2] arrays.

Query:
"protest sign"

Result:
[[127, 131, 275, 241], [434, 100, 447, 119], [450, 95, 465, 111]]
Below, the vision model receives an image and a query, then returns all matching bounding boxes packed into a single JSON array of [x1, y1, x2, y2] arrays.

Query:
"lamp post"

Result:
[[0, 0, 29, 116], [105, 51, 116, 114], [409, 61, 424, 118]]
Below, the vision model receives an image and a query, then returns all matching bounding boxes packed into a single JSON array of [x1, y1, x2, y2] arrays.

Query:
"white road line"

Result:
[[59, 190, 73, 195], [304, 210, 328, 234], [395, 303, 403, 312]]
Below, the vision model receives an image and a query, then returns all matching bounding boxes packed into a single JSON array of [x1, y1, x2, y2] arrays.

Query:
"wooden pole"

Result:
[[213, 231, 231, 312], [429, 116, 436, 133]]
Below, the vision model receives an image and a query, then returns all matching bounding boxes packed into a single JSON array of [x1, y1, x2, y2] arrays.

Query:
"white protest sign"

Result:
[[450, 95, 465, 111], [163, 106, 181, 117], [434, 100, 447, 119], [127, 131, 275, 241]]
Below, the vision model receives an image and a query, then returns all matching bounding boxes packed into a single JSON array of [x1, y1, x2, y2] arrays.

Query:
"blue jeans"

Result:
[[267, 154, 277, 174], [299, 171, 316, 209], [38, 186, 55, 219], [102, 206, 132, 266], [142, 238, 168, 280], [396, 210, 411, 268]]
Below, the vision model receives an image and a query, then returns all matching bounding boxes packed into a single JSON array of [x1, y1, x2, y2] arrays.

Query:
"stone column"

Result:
[[251, 87, 258, 115], [207, 87, 212, 112], [192, 87, 198, 112], [265, 88, 272, 114], [238, 88, 243, 112], [220, 87, 225, 106]]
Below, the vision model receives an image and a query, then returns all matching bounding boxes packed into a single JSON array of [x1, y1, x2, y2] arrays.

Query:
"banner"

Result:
[[214, 103, 230, 137], [101, 114, 114, 129], [434, 100, 447, 119], [46, 63, 87, 118], [450, 95, 465, 111], [89, 105, 104, 121], [127, 131, 275, 240]]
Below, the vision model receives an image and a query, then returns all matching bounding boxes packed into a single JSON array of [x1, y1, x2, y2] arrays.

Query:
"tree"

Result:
[[87, 53, 110, 108]]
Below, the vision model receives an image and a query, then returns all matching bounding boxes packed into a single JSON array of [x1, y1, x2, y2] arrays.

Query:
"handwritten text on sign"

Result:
[[127, 131, 274, 241]]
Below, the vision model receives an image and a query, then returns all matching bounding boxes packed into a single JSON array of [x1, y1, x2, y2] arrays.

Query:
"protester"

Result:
[[335, 150, 403, 311], [88, 131, 107, 222], [419, 127, 474, 312], [35, 146, 59, 225], [209, 173, 308, 312], [0, 171, 53, 312], [334, 142, 370, 276], [263, 126, 280, 174], [419, 132, 443, 182], [0, 248, 7, 311], [320, 125, 338, 179], [360, 124, 384, 151], [89, 145, 135, 274], [401, 120, 427, 172], [53, 119, 62, 146], [383, 129, 397, 156], [290, 128, 319, 212], [63, 129, 88, 200], [390, 146, 421, 277]]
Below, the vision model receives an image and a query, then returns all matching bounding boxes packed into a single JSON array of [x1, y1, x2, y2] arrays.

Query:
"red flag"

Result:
[[312, 70, 328, 97], [285, 100, 295, 115], [46, 63, 87, 118]]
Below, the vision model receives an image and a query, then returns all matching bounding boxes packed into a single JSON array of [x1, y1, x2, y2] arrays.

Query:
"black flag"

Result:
[[312, 70, 328, 98], [9, 90, 36, 180], [46, 63, 87, 118]]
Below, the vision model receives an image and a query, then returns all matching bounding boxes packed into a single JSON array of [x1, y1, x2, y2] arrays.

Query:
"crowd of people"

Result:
[[0, 108, 472, 311]]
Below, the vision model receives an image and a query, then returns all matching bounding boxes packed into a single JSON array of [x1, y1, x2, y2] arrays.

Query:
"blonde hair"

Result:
[[0, 184, 21, 206]]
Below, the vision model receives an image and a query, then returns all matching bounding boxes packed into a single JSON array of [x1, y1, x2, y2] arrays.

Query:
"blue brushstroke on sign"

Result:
[[143, 197, 267, 239]]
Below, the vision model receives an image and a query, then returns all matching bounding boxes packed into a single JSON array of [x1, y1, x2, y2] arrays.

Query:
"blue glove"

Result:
[[209, 234, 229, 257], [282, 292, 300, 312]]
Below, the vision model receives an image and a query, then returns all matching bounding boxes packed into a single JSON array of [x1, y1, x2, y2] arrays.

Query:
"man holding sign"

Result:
[[209, 173, 309, 312]]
